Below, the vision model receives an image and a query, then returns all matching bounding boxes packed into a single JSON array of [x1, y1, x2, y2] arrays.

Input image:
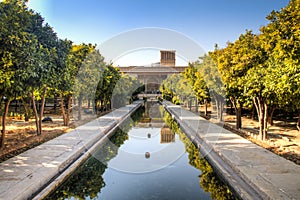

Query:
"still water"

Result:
[[47, 102, 236, 200]]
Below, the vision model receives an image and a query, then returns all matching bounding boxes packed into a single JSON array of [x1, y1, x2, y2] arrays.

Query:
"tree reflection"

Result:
[[46, 106, 144, 200], [162, 108, 237, 200]]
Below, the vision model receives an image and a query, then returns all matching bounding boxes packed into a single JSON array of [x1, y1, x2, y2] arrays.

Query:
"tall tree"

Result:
[[0, 0, 41, 146], [95, 65, 121, 112], [76, 49, 106, 116], [183, 63, 210, 113], [160, 74, 193, 105], [261, 0, 300, 130], [54, 39, 73, 126], [111, 74, 143, 109], [194, 70, 210, 115], [212, 31, 264, 129], [69, 43, 96, 120], [25, 11, 60, 135], [197, 54, 226, 122]]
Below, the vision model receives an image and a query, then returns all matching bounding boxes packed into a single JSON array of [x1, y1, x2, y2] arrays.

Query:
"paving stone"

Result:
[[0, 100, 143, 200]]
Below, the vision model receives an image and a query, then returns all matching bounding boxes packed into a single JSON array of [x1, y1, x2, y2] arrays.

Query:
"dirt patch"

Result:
[[0, 110, 111, 163], [0, 115, 74, 162]]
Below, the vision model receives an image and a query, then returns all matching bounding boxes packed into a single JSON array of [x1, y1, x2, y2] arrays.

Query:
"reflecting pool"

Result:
[[47, 102, 236, 200]]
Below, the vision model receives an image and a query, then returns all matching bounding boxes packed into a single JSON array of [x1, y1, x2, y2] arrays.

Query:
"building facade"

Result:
[[117, 50, 188, 93]]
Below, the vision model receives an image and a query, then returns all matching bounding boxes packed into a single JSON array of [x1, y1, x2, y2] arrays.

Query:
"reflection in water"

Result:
[[46, 128, 127, 200], [145, 152, 151, 158], [46, 107, 144, 200], [162, 108, 236, 200], [160, 126, 175, 143], [47, 102, 236, 200]]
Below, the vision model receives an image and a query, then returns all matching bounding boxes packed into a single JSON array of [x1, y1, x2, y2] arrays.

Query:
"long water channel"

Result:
[[47, 102, 237, 200]]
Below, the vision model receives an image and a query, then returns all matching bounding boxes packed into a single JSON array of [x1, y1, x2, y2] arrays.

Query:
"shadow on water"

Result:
[[47, 103, 236, 200]]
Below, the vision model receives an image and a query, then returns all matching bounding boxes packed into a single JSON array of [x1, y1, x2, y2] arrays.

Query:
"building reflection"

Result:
[[160, 125, 175, 143]]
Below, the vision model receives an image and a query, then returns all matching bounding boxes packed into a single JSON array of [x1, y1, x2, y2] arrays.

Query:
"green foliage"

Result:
[[71, 43, 97, 97], [195, 54, 225, 121], [160, 74, 194, 105], [112, 74, 144, 108], [95, 65, 121, 109], [197, 54, 225, 98], [261, 0, 300, 110], [211, 31, 263, 104], [183, 63, 210, 104], [0, 0, 39, 97], [206, 0, 300, 136], [53, 39, 73, 94], [73, 47, 105, 101]]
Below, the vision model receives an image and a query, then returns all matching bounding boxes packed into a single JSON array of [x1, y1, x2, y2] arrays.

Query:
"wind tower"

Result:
[[160, 50, 176, 66]]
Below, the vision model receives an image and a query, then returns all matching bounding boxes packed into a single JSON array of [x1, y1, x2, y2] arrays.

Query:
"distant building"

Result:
[[117, 50, 188, 93]]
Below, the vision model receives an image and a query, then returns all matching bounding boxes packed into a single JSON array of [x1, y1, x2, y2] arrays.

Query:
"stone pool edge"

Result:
[[0, 100, 143, 200], [162, 100, 300, 200]]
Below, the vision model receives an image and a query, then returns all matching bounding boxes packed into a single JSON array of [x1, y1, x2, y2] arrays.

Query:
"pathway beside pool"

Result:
[[162, 100, 300, 200], [0, 100, 143, 200]]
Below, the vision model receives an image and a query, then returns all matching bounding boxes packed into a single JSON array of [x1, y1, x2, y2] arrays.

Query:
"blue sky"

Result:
[[27, 0, 289, 66]]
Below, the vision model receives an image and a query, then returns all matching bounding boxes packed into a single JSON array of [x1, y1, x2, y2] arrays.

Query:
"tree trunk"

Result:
[[104, 99, 110, 111], [100, 100, 104, 113], [204, 99, 208, 116], [218, 99, 224, 122], [54, 96, 57, 113], [215, 94, 224, 122], [230, 102, 233, 115], [78, 97, 82, 120], [236, 106, 242, 129], [95, 100, 98, 114], [92, 99, 96, 114], [215, 97, 219, 120], [258, 101, 264, 140], [105, 99, 108, 111], [1, 99, 11, 148], [230, 97, 242, 129], [30, 93, 40, 135], [60, 93, 67, 126], [254, 97, 262, 140], [253, 97, 268, 141], [21, 97, 30, 122], [297, 110, 300, 131], [267, 106, 276, 126], [66, 96, 71, 126], [38, 86, 47, 135], [219, 100, 224, 122], [263, 103, 268, 140], [195, 98, 198, 113]]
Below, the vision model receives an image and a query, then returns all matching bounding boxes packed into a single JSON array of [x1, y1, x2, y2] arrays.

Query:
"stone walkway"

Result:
[[0, 101, 143, 200], [162, 101, 300, 200]]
